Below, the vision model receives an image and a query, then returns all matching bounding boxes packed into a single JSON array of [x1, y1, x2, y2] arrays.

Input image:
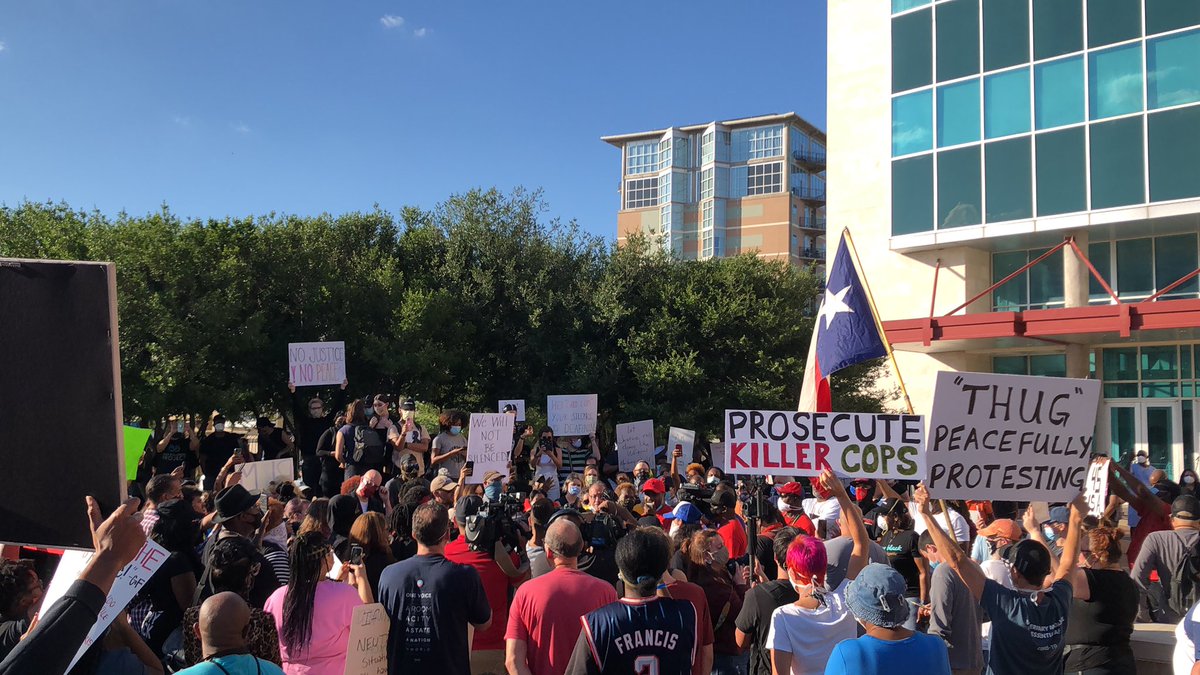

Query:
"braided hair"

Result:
[[281, 530, 331, 653]]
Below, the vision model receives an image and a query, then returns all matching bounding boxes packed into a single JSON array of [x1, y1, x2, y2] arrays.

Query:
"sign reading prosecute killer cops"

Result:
[[723, 410, 925, 480], [925, 371, 1101, 501]]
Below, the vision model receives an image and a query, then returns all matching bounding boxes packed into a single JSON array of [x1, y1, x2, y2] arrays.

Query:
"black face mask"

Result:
[[635, 472, 649, 481]]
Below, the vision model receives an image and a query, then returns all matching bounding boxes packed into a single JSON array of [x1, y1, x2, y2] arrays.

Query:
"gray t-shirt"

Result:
[[1133, 527, 1200, 618], [928, 563, 983, 671], [982, 578, 1072, 675], [432, 431, 468, 478], [526, 543, 552, 579], [822, 537, 889, 591]]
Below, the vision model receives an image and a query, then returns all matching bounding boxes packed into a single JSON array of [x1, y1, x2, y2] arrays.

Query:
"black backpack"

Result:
[[352, 424, 386, 466], [1166, 531, 1200, 617]]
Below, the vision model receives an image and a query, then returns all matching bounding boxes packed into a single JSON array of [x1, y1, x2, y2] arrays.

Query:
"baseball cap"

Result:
[[1005, 539, 1052, 582], [502, 403, 517, 413], [663, 501, 703, 525], [846, 563, 910, 628], [777, 482, 805, 497], [641, 478, 666, 495], [1173, 495, 1200, 521], [977, 518, 1022, 541], [430, 476, 457, 492], [1044, 506, 1070, 525], [482, 470, 503, 484], [709, 490, 737, 509]]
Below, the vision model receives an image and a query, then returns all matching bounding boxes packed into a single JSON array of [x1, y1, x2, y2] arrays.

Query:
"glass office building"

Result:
[[831, 0, 1200, 476]]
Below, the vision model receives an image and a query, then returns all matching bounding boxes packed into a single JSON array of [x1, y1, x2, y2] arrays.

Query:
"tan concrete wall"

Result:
[[616, 209, 659, 242]]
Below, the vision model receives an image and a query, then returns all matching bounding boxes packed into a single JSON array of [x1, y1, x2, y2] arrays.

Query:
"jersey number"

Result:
[[634, 655, 659, 675]]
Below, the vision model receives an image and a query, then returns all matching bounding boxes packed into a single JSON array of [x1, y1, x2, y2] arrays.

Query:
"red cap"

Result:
[[777, 481, 805, 497], [641, 478, 667, 494]]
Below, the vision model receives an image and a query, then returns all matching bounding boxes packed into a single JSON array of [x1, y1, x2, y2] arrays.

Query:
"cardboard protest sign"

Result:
[[344, 603, 390, 675], [466, 413, 515, 484], [926, 372, 1101, 501], [617, 420, 656, 471], [723, 410, 925, 479], [40, 540, 171, 671], [288, 341, 346, 387], [238, 458, 295, 493], [667, 427, 696, 458], [709, 442, 726, 473], [498, 399, 526, 421], [547, 394, 598, 436], [1084, 458, 1110, 517], [123, 426, 153, 480]]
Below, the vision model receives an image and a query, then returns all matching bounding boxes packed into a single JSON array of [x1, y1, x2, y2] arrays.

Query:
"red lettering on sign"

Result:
[[763, 443, 779, 469], [730, 443, 751, 469], [795, 443, 811, 470], [779, 443, 795, 469], [815, 443, 831, 471]]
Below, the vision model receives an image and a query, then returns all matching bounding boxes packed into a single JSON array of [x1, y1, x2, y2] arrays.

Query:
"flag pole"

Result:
[[841, 228, 915, 416]]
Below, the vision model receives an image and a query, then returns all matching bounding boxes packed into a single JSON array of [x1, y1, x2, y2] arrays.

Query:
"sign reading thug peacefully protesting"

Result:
[[723, 410, 925, 480], [288, 341, 346, 387], [466, 413, 515, 484], [547, 394, 598, 436], [926, 371, 1101, 501], [344, 602, 390, 675]]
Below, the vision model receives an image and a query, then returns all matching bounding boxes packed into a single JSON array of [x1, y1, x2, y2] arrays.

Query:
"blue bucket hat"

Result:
[[846, 563, 910, 628]]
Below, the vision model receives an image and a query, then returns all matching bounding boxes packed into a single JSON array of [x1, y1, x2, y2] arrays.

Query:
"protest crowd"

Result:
[[7, 382, 1200, 675]]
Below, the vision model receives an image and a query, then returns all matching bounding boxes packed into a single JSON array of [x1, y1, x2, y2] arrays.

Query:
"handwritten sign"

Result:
[[40, 540, 171, 671], [617, 420, 656, 472], [122, 426, 153, 480], [667, 427, 696, 459], [344, 602, 390, 675], [288, 341, 346, 387], [238, 458, 295, 493], [466, 413, 515, 484], [723, 410, 925, 480], [709, 442, 726, 473], [547, 394, 598, 436], [926, 372, 1101, 501], [498, 399, 526, 421], [1084, 458, 1110, 517]]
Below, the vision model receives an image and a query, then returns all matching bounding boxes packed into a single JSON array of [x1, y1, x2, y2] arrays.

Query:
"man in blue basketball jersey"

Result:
[[565, 527, 700, 675]]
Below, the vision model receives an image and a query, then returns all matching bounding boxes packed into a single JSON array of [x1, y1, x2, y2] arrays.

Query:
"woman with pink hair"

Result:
[[765, 469, 869, 675]]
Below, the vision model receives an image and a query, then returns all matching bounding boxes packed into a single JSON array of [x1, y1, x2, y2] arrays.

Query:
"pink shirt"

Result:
[[505, 567, 618, 675], [264, 581, 363, 675]]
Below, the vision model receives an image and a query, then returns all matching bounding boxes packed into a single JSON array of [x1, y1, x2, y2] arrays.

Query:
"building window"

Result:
[[893, 89, 933, 156], [991, 249, 1063, 310], [1099, 345, 1200, 398], [1149, 106, 1200, 202], [892, 154, 934, 235], [1082, 235, 1199, 302], [1035, 56, 1085, 129], [937, 146, 982, 227], [746, 162, 783, 196], [1035, 127, 1087, 216], [1148, 30, 1200, 109], [937, 78, 980, 147], [659, 138, 672, 171], [993, 355, 1067, 377], [1088, 43, 1143, 120], [984, 68, 1031, 138], [983, 0, 1029, 71], [1146, 0, 1200, 35], [624, 177, 658, 209], [893, 8, 933, 92], [1033, 0, 1083, 60], [985, 137, 1033, 222], [701, 131, 715, 164], [936, 0, 979, 82], [700, 168, 714, 199], [659, 172, 672, 205], [1156, 234, 1200, 298], [1088, 0, 1141, 48], [893, 0, 929, 12], [734, 126, 784, 162], [674, 137, 690, 168], [1089, 116, 1145, 209], [626, 142, 658, 175]]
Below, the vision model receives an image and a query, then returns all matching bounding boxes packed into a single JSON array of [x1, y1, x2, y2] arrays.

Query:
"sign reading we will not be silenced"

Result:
[[723, 410, 925, 480], [466, 413, 515, 484], [288, 341, 346, 387], [926, 371, 1101, 502], [547, 394, 598, 436]]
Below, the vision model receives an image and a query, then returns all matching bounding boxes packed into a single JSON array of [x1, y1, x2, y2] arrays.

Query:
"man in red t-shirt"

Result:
[[445, 496, 528, 675], [505, 519, 618, 675], [711, 488, 749, 559], [637, 478, 673, 526], [1109, 460, 1172, 568], [777, 481, 817, 536]]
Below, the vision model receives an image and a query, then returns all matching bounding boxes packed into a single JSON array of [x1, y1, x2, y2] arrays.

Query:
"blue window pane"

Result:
[[984, 0, 1030, 71], [1089, 43, 1144, 119], [985, 68, 1031, 138], [1035, 56, 1084, 129], [893, 90, 933, 156], [1149, 106, 1200, 202], [894, 10, 933, 93], [937, 79, 980, 147], [893, 0, 930, 11], [1148, 29, 1200, 109], [1087, 0, 1142, 47], [1036, 127, 1087, 216], [936, 0, 980, 81], [892, 155, 935, 235], [1146, 0, 1200, 35], [937, 146, 982, 228], [1033, 0, 1083, 60]]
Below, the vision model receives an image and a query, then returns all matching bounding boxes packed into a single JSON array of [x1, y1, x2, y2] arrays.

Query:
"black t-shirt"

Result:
[[152, 432, 194, 475], [377, 554, 490, 675], [880, 529, 922, 597], [1064, 567, 1139, 671], [200, 433, 240, 473], [734, 579, 799, 675], [578, 548, 620, 587], [257, 428, 289, 461], [0, 617, 29, 661]]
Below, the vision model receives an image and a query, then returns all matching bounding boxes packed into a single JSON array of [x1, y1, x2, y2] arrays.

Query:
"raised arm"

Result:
[[1053, 493, 1087, 584], [821, 470, 868, 582], [914, 484, 985, 601]]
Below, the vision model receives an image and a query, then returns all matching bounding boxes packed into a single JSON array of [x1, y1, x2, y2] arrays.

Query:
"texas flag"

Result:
[[798, 234, 887, 412]]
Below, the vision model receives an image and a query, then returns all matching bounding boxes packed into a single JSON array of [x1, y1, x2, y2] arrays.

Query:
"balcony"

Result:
[[798, 247, 826, 260], [792, 149, 827, 171], [797, 216, 826, 230], [791, 186, 826, 204]]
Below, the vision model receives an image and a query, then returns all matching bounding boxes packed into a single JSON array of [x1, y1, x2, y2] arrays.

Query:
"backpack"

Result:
[[352, 424, 386, 466], [1166, 531, 1200, 617]]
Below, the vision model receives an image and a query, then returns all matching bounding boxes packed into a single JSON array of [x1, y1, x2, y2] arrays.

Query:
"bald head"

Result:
[[196, 592, 251, 656], [545, 519, 584, 566], [1151, 469, 1167, 484]]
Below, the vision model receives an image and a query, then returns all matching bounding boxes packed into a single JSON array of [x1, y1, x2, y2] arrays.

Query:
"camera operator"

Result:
[[548, 509, 622, 590], [446, 494, 529, 674], [584, 482, 639, 531]]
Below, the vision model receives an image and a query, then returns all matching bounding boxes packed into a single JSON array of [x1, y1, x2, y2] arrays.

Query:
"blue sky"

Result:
[[0, 2, 828, 241]]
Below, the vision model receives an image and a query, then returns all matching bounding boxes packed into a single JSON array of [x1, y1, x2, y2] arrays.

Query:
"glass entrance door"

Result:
[[1101, 401, 1183, 478]]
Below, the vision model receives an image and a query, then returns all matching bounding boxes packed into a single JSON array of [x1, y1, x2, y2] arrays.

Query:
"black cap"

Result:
[[155, 498, 200, 526], [1173, 495, 1200, 521], [547, 508, 583, 526], [401, 399, 417, 411], [709, 490, 737, 509], [213, 485, 259, 523], [502, 403, 517, 413], [1005, 539, 1052, 581]]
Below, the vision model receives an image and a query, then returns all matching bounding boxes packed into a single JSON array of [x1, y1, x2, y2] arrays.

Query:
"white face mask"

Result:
[[877, 515, 889, 532], [1186, 476, 1196, 485], [214, 423, 225, 432]]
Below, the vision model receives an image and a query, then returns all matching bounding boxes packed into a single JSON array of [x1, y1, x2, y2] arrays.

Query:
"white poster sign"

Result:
[[723, 410, 925, 480], [498, 399, 526, 421], [617, 420, 656, 472], [667, 427, 696, 459], [547, 394, 598, 436], [344, 602, 390, 675], [239, 458, 295, 493], [926, 371, 1102, 501], [1084, 458, 1110, 518], [40, 540, 171, 671], [466, 413, 515, 484], [288, 341, 346, 387], [709, 442, 726, 473]]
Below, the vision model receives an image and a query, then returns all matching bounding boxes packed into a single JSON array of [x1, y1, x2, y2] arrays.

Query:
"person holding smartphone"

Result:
[[430, 410, 468, 478], [531, 428, 563, 502], [151, 415, 200, 478]]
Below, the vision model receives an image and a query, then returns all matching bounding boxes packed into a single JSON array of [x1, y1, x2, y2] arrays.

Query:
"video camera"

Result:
[[463, 494, 524, 552], [582, 512, 624, 550], [737, 476, 772, 520]]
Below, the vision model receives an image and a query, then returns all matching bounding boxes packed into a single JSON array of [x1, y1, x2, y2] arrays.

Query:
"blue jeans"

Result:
[[712, 652, 749, 675]]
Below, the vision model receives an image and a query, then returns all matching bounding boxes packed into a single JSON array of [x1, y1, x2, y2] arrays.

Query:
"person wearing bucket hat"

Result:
[[915, 484, 1087, 675], [824, 563, 951, 674]]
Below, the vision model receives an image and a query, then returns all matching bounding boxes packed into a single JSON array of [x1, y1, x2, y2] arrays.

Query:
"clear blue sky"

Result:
[[0, 2, 827, 241]]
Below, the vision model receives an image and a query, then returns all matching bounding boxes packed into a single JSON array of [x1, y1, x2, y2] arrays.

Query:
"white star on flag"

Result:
[[818, 285, 855, 330]]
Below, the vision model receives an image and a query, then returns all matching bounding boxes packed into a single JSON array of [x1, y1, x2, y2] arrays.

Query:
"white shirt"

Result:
[[1175, 600, 1200, 674], [908, 502, 972, 542], [802, 497, 842, 525], [765, 579, 857, 675]]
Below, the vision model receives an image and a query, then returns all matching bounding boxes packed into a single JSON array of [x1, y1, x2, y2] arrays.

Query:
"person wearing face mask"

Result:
[[531, 428, 563, 502], [631, 461, 653, 492], [681, 529, 750, 675], [1025, 506, 1070, 563], [1181, 470, 1200, 498], [561, 476, 584, 509], [707, 467, 726, 486], [482, 470, 505, 503], [558, 433, 599, 488], [1063, 525, 1139, 675], [392, 399, 430, 478], [614, 482, 640, 515], [288, 379, 348, 494], [710, 487, 749, 561], [1129, 450, 1156, 528], [802, 476, 842, 537], [354, 470, 388, 515], [973, 518, 1020, 588], [151, 415, 201, 479], [776, 482, 817, 536], [916, 529, 983, 675], [430, 410, 469, 480], [199, 414, 242, 492], [685, 463, 706, 486]]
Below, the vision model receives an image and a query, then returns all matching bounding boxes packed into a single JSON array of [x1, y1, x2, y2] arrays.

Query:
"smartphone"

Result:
[[349, 544, 364, 565], [465, 460, 475, 472], [258, 494, 269, 514]]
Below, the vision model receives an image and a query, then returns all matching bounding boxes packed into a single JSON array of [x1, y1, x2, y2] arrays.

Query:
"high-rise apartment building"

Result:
[[602, 113, 827, 267], [831, 0, 1200, 475]]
